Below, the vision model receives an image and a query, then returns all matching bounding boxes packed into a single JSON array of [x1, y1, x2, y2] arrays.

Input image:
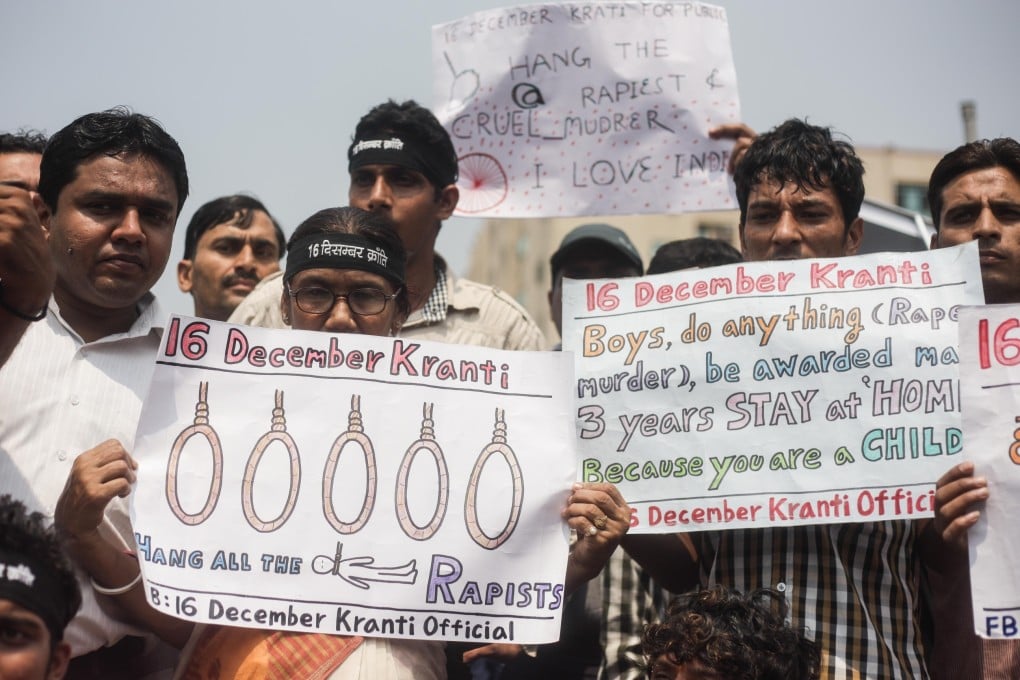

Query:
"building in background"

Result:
[[467, 145, 940, 344]]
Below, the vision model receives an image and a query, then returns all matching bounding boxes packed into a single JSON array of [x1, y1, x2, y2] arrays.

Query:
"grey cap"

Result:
[[550, 223, 644, 277]]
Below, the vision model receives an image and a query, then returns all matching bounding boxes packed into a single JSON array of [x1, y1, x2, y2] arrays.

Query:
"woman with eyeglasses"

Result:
[[173, 206, 447, 678], [69, 206, 628, 679], [279, 207, 410, 338]]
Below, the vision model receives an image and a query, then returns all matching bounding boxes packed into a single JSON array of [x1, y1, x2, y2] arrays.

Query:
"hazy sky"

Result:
[[4, 0, 1017, 315]]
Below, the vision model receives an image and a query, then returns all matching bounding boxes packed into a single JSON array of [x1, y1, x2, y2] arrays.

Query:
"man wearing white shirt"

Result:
[[0, 107, 189, 678]]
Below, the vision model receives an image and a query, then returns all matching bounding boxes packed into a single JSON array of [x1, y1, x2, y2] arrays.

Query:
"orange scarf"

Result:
[[180, 627, 363, 680]]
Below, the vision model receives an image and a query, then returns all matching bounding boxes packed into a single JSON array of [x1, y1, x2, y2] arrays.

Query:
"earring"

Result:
[[166, 382, 223, 525], [241, 390, 301, 532]]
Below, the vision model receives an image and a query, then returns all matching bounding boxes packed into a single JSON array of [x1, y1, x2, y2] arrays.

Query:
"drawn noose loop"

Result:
[[395, 403, 450, 540], [323, 395, 377, 534], [465, 408, 524, 550], [242, 390, 301, 532], [166, 382, 224, 525]]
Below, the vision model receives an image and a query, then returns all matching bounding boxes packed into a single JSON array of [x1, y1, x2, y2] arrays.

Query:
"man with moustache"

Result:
[[0, 107, 189, 677], [229, 99, 544, 351], [177, 194, 285, 321], [925, 137, 1020, 679], [626, 120, 942, 679]]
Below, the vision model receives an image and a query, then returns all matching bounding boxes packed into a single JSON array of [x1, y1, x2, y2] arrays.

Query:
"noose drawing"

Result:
[[464, 408, 524, 550], [166, 382, 223, 525], [395, 403, 449, 540], [241, 390, 301, 532], [322, 395, 377, 534]]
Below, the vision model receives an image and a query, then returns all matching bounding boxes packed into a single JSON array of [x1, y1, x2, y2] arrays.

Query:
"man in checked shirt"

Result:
[[626, 118, 943, 679]]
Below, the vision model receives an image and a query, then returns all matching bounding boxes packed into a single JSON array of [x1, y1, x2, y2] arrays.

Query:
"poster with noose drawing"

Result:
[[131, 316, 576, 644]]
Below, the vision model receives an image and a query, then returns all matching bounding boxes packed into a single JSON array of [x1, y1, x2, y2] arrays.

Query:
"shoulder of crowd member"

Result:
[[447, 273, 545, 351], [226, 271, 286, 329]]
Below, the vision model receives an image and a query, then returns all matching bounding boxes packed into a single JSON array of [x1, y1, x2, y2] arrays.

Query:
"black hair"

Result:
[[182, 194, 285, 259], [642, 586, 820, 680], [734, 119, 864, 231], [349, 100, 458, 197], [38, 106, 188, 215], [647, 237, 743, 274], [0, 130, 47, 154], [928, 137, 1020, 230], [0, 495, 82, 641], [287, 206, 411, 319]]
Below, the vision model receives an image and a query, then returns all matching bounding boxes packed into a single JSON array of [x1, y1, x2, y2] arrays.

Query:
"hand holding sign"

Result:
[[933, 461, 988, 552]]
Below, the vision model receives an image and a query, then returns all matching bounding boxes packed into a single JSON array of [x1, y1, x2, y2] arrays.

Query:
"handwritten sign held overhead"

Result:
[[131, 318, 576, 643], [960, 305, 1020, 639], [562, 244, 984, 533], [432, 2, 741, 217]]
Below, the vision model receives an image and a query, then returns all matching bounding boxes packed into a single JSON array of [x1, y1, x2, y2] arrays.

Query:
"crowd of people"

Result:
[[0, 97, 1016, 680]]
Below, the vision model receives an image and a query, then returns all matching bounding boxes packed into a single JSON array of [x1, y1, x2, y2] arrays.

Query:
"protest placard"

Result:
[[562, 243, 984, 533], [432, 2, 740, 217], [130, 318, 576, 644], [960, 304, 1020, 639]]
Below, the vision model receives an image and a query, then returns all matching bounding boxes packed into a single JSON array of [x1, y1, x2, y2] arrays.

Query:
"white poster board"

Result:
[[131, 318, 576, 644], [433, 2, 740, 217], [961, 304, 1020, 639], [562, 244, 984, 533]]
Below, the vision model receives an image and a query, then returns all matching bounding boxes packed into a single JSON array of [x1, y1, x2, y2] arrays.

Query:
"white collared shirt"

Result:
[[0, 294, 164, 656]]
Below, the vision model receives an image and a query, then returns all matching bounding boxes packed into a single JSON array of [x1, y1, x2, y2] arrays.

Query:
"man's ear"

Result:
[[46, 640, 71, 680], [929, 232, 939, 250], [177, 260, 194, 293], [738, 220, 748, 256], [33, 193, 51, 239], [279, 289, 292, 326], [845, 217, 864, 256], [436, 184, 459, 221], [391, 312, 406, 337]]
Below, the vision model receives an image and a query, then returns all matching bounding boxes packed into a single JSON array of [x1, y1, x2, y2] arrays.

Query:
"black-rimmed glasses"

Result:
[[287, 285, 399, 316]]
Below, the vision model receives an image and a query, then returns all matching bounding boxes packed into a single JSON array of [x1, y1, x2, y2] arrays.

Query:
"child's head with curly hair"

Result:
[[642, 586, 820, 680]]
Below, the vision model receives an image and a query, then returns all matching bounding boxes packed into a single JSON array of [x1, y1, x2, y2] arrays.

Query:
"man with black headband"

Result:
[[229, 99, 544, 351], [0, 494, 81, 680]]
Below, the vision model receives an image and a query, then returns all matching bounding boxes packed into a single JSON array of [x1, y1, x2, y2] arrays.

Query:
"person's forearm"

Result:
[[62, 529, 193, 648]]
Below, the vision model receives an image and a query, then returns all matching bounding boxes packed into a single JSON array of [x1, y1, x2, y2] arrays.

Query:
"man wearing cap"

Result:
[[229, 100, 544, 351], [0, 494, 81, 680], [547, 223, 644, 348], [537, 224, 661, 680]]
